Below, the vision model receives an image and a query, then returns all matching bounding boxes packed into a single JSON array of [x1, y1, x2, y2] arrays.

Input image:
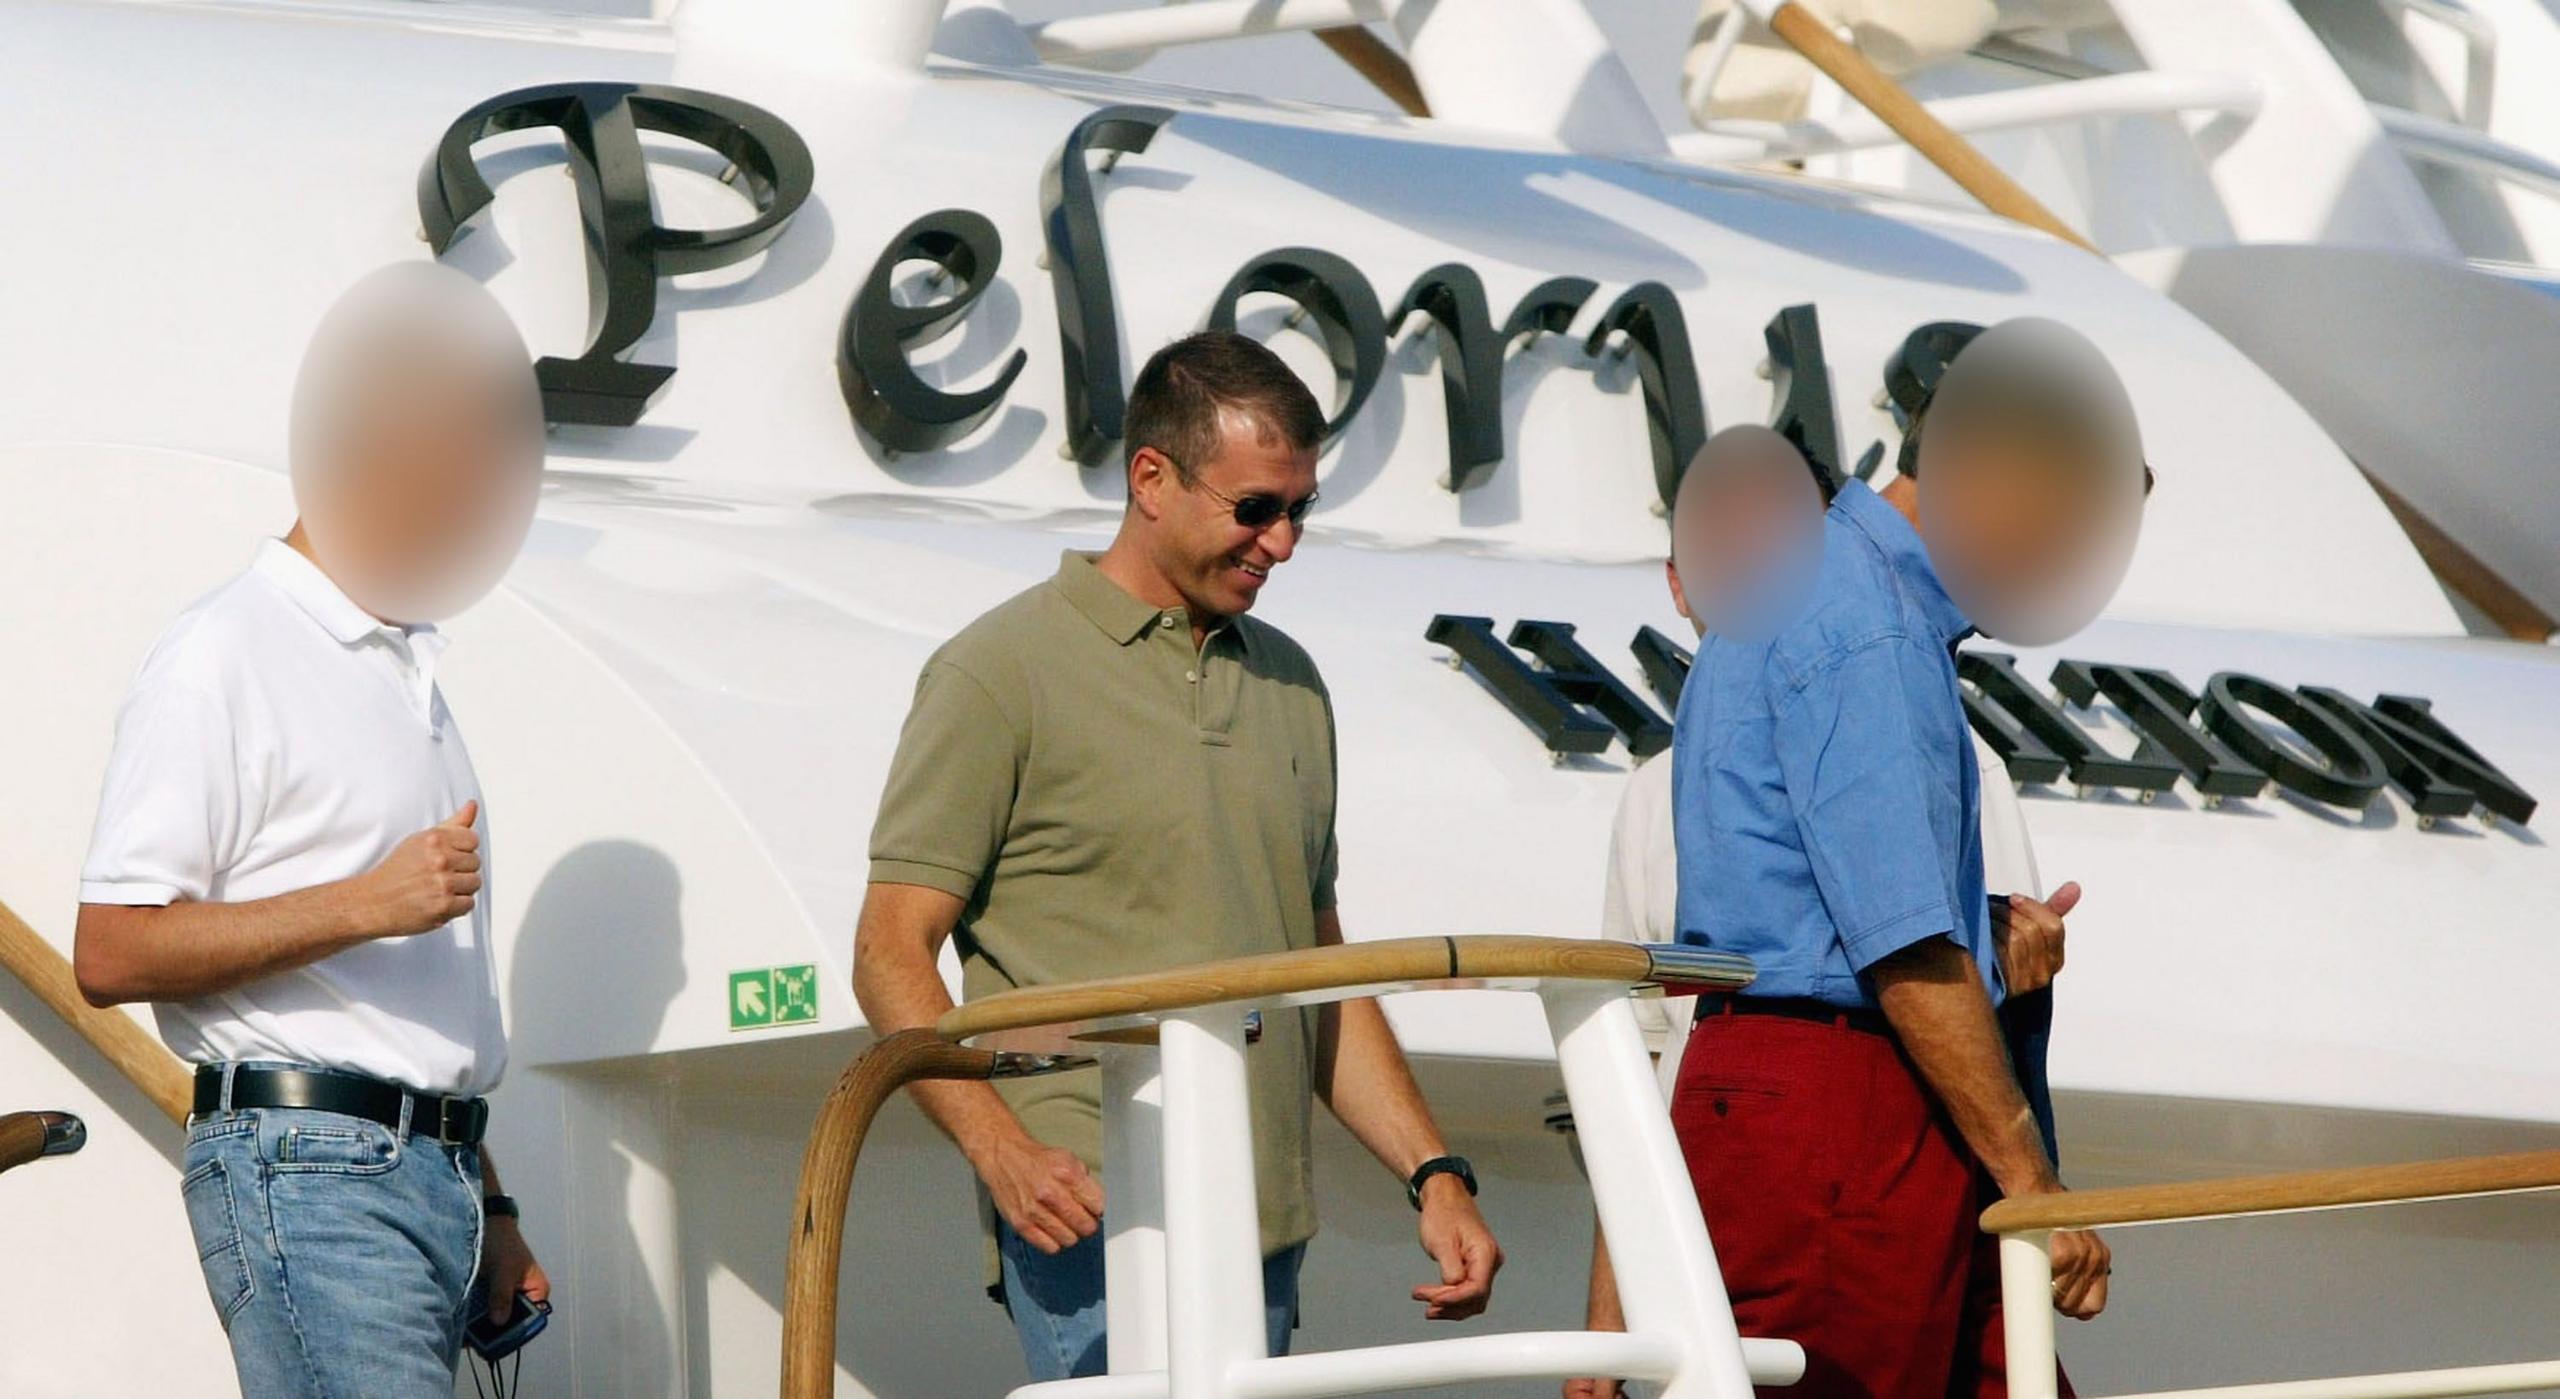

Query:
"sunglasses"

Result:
[[1178, 468, 1319, 531]]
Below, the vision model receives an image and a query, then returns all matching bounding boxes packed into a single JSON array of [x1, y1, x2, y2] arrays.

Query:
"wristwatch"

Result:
[[483, 1192, 521, 1220], [1405, 1155, 1477, 1210]]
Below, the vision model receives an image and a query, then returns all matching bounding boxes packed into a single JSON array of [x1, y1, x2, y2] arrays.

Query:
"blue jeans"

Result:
[[997, 1218, 1307, 1382], [179, 1065, 485, 1398]]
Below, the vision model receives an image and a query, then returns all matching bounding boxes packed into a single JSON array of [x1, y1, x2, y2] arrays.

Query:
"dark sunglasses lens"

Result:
[[1225, 492, 1315, 529], [1231, 495, 1281, 528]]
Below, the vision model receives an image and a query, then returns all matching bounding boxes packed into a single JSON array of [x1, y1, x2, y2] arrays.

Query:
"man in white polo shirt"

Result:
[[73, 261, 551, 1398]]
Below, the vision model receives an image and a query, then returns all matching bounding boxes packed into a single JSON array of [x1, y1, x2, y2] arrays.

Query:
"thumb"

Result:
[[446, 799, 480, 830], [2044, 880, 2082, 917]]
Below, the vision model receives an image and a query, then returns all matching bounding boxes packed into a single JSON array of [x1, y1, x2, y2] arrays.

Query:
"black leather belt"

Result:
[[1703, 994, 1892, 1037], [192, 1065, 489, 1146]]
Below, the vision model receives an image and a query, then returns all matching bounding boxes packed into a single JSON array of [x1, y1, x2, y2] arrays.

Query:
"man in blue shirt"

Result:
[[1662, 469, 2112, 1397]]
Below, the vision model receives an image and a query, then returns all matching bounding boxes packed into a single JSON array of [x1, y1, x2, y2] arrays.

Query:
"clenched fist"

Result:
[[363, 801, 482, 938], [1995, 880, 2078, 995]]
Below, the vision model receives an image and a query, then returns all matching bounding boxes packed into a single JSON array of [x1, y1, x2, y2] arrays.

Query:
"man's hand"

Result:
[[1994, 880, 2079, 994], [362, 802, 481, 938], [1412, 1175, 1501, 1320], [974, 1131, 1105, 1255], [1566, 1217, 1626, 1398], [479, 1215, 551, 1326], [2049, 1224, 2111, 1320]]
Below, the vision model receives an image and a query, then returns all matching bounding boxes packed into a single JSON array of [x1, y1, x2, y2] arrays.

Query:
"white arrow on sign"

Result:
[[736, 978, 767, 1019]]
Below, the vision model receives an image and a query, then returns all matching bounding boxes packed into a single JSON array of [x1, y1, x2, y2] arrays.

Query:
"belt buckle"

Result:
[[427, 1096, 485, 1145]]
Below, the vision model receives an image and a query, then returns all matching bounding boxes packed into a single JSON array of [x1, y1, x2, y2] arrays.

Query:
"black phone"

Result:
[[463, 1290, 552, 1363]]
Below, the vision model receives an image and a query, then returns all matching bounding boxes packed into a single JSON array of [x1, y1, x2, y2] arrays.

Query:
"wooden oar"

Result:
[[1736, 0, 2097, 252]]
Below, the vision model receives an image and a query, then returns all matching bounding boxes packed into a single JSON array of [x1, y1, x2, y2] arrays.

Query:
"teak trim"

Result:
[[783, 934, 1735, 1398], [0, 1112, 52, 1176], [0, 899, 192, 1126], [1761, 1, 2098, 253], [934, 934, 1748, 1044], [1981, 1148, 2560, 1234]]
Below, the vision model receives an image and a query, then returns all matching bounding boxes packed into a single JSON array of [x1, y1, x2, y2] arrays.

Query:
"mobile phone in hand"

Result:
[[463, 1290, 552, 1363]]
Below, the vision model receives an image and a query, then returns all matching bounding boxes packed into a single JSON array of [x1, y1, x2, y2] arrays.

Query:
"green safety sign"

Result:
[[729, 963, 820, 1031]]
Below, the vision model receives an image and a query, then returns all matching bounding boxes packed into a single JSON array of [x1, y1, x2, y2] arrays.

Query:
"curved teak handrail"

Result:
[[782, 934, 1748, 1399], [936, 934, 1750, 1044], [781, 1030, 1000, 1397]]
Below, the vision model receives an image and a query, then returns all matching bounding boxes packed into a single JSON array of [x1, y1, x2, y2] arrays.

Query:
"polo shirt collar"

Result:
[[253, 538, 412, 649], [1832, 479, 1972, 646], [1051, 550, 1248, 651]]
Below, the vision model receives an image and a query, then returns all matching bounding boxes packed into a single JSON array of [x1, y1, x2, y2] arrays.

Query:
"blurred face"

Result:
[[1131, 406, 1318, 621], [290, 262, 545, 624], [1669, 425, 1826, 641], [1917, 318, 2144, 645]]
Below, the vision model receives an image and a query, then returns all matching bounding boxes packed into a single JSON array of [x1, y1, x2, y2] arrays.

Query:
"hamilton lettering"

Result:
[[1431, 614, 2535, 830]]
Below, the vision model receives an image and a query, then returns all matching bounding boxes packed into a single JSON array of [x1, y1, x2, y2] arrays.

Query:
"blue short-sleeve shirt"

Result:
[[1670, 480, 2001, 1010]]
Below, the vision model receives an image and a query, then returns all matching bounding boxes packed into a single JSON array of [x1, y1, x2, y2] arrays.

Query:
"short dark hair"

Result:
[[1123, 331, 1325, 482], [1898, 394, 2156, 496]]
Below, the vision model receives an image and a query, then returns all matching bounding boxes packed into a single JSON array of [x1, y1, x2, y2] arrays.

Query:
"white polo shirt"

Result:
[[1603, 732, 2040, 1102], [1599, 751, 1687, 1099], [79, 539, 506, 1096]]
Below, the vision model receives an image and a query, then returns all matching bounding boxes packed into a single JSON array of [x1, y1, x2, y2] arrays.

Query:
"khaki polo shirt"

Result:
[[870, 550, 1339, 1265]]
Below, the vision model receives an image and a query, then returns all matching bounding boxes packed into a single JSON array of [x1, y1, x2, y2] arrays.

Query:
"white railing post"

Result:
[[1540, 982, 1758, 1399], [1999, 1230, 2061, 1399], [1102, 1045, 1171, 1375], [1157, 1009, 1268, 1397]]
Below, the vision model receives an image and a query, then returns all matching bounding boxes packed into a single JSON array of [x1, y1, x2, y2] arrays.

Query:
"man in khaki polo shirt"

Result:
[[855, 330, 1502, 1382]]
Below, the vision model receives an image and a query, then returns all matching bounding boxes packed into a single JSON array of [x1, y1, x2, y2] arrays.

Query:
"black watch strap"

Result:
[[483, 1192, 520, 1220], [1406, 1155, 1477, 1210]]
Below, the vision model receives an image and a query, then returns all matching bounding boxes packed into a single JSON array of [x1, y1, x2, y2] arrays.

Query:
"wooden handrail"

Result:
[[1981, 1148, 2560, 1234], [1746, 2, 2550, 637], [0, 1113, 50, 1175], [786, 935, 1740, 1397], [780, 1030, 1000, 1399], [1315, 26, 1429, 118], [0, 899, 192, 1125], [0, 1111, 82, 1177], [1752, 0, 2098, 253], [937, 934, 1749, 1044]]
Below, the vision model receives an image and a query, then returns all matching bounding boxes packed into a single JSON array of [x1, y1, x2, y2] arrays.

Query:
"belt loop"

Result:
[[396, 1093, 416, 1140], [218, 1061, 240, 1113]]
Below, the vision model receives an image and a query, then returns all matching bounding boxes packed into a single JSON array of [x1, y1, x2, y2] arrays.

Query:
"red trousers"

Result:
[[1669, 1007, 2073, 1399]]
